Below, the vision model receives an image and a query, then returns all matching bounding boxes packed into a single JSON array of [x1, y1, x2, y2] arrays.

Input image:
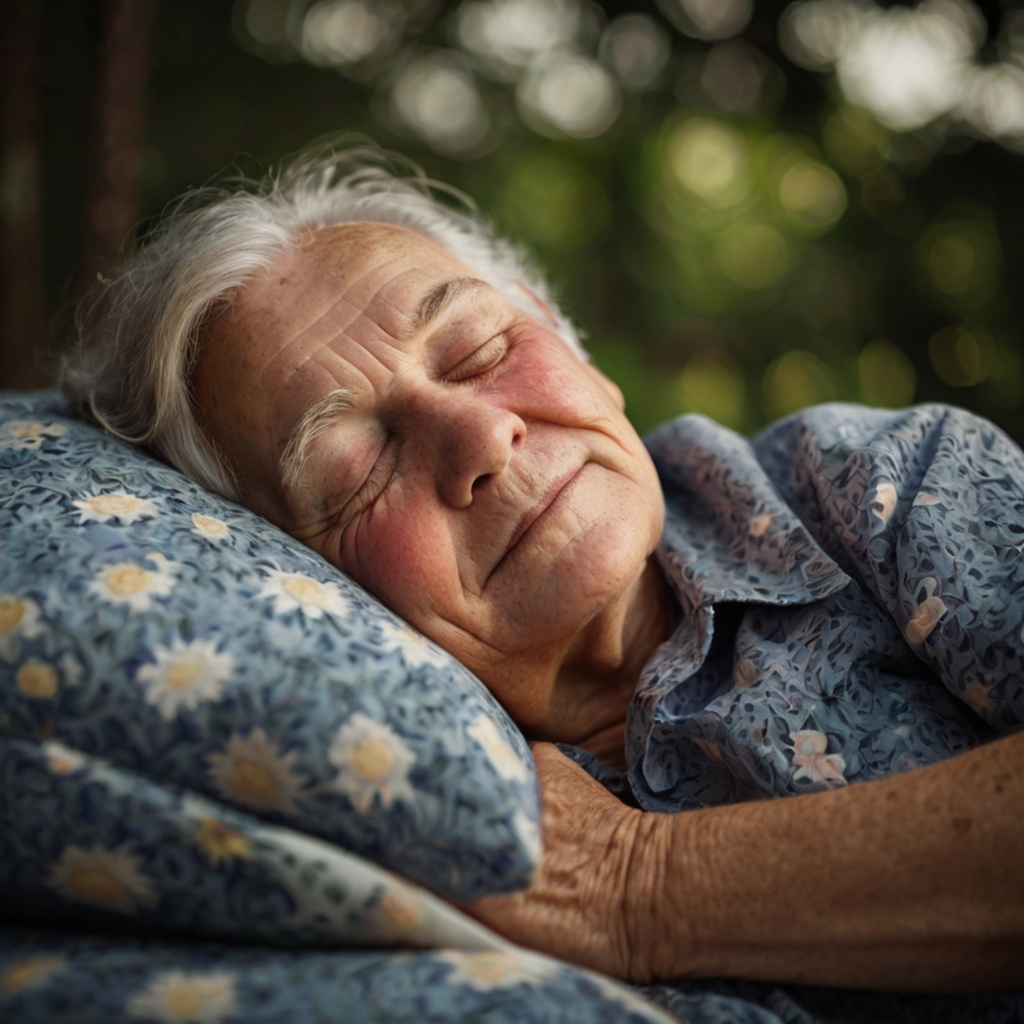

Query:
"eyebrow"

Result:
[[279, 388, 356, 495], [278, 276, 490, 496], [410, 276, 487, 336]]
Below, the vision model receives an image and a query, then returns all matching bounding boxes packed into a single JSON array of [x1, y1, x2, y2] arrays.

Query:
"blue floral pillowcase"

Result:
[[0, 391, 540, 920]]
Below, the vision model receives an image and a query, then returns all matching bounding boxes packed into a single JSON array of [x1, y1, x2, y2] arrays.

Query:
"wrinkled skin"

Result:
[[193, 222, 671, 747]]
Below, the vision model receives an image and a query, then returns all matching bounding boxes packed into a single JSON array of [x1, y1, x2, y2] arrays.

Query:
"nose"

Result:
[[404, 388, 526, 509]]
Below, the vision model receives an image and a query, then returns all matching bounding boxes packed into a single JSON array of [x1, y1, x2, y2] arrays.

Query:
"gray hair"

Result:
[[63, 144, 583, 500]]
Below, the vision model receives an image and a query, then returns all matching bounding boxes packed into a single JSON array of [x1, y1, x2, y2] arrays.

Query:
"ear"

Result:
[[514, 282, 560, 329]]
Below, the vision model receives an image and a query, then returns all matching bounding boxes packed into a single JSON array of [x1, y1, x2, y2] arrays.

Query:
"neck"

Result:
[[531, 557, 677, 771]]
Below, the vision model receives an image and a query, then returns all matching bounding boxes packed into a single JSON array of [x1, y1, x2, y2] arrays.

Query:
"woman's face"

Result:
[[194, 223, 665, 730]]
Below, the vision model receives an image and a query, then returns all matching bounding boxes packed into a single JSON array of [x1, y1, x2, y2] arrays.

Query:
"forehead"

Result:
[[193, 222, 486, 512], [233, 222, 477, 347]]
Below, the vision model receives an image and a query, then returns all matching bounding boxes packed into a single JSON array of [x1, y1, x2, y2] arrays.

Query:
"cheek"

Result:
[[507, 342, 610, 422], [343, 498, 458, 625]]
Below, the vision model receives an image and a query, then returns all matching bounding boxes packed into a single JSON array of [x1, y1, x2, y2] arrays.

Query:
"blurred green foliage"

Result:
[[38, 0, 1024, 439]]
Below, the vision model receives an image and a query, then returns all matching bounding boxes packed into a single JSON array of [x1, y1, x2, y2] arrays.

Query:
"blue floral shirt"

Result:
[[623, 403, 1022, 813]]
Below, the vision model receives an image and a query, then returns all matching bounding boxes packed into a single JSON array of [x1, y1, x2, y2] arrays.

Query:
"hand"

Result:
[[461, 743, 676, 982]]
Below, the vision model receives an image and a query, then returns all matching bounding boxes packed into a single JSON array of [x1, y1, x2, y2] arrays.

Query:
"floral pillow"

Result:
[[0, 391, 539, 899]]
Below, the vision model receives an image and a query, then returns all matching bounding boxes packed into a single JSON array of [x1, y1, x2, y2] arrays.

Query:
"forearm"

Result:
[[632, 729, 1024, 989]]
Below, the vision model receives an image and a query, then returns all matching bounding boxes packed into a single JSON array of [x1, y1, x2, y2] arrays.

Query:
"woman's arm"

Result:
[[466, 732, 1024, 990]]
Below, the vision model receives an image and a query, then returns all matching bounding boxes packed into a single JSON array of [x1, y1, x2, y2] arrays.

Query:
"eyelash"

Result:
[[443, 333, 510, 383], [337, 333, 512, 545]]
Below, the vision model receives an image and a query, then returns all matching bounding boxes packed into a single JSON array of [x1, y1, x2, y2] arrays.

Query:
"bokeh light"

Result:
[[716, 223, 790, 290], [599, 13, 671, 92], [516, 55, 622, 139], [777, 159, 847, 232], [858, 338, 917, 407], [762, 350, 838, 419], [676, 350, 746, 429], [780, 0, 1024, 149], [929, 324, 993, 386], [390, 52, 490, 154], [456, 0, 587, 80], [667, 118, 750, 209], [657, 0, 753, 42], [300, 0, 398, 72]]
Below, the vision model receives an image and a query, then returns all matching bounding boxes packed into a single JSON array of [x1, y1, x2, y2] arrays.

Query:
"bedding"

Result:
[[0, 391, 538, 901], [0, 389, 677, 1022], [3, 391, 1023, 1023]]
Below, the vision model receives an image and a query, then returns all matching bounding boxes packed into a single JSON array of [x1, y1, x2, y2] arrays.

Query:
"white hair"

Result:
[[63, 143, 584, 500]]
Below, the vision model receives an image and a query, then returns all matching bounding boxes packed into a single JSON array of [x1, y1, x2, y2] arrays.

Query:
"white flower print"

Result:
[[42, 741, 90, 775], [87, 555, 177, 612], [872, 482, 898, 524], [466, 714, 530, 783], [136, 638, 234, 720], [748, 513, 773, 537], [15, 658, 60, 700], [906, 595, 948, 644], [0, 420, 66, 451], [258, 569, 349, 620], [206, 728, 306, 816], [437, 950, 559, 990], [0, 593, 43, 642], [328, 713, 416, 813], [48, 842, 158, 914], [73, 490, 158, 525], [191, 513, 231, 541], [126, 971, 238, 1023], [0, 955, 65, 994], [379, 621, 452, 669], [789, 730, 847, 787]]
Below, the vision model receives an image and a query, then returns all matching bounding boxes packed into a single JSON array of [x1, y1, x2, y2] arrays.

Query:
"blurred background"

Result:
[[2, 0, 1023, 440]]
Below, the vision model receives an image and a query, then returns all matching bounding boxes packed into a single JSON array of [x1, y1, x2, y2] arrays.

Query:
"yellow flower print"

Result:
[[328, 713, 415, 813], [0, 593, 42, 641], [466, 715, 530, 784], [376, 888, 421, 932], [206, 728, 306, 816], [135, 638, 234, 720], [48, 843, 158, 914], [73, 490, 158, 525], [379, 622, 452, 668], [126, 970, 237, 1023], [0, 420, 66, 451], [194, 818, 254, 866], [438, 950, 559, 990], [258, 568, 349, 620], [0, 954, 64, 993], [191, 513, 231, 541], [15, 658, 59, 700], [88, 555, 177, 612]]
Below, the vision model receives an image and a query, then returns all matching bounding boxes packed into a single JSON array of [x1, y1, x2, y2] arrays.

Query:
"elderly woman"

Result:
[[65, 149, 1024, 994]]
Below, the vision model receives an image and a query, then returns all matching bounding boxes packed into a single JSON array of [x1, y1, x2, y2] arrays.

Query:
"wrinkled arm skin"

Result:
[[464, 734, 1024, 990]]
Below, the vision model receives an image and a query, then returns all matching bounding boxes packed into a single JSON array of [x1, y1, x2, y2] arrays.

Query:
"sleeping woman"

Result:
[[64, 147, 1024, 993]]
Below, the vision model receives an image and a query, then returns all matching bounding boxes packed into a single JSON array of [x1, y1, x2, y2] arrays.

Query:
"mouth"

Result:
[[498, 466, 583, 565]]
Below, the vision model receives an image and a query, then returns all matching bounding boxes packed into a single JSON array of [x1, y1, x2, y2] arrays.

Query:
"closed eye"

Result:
[[336, 440, 398, 538], [443, 334, 510, 383]]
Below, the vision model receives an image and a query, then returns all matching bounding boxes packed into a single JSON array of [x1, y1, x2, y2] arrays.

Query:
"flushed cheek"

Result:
[[344, 504, 462, 627]]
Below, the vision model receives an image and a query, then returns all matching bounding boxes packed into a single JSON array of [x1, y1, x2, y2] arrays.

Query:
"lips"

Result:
[[500, 466, 583, 562]]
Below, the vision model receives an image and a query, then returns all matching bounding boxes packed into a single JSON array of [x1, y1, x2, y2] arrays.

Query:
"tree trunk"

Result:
[[78, 0, 156, 292], [0, 0, 48, 389]]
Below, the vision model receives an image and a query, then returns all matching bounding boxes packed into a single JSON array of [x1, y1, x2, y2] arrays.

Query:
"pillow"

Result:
[[0, 391, 539, 899]]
